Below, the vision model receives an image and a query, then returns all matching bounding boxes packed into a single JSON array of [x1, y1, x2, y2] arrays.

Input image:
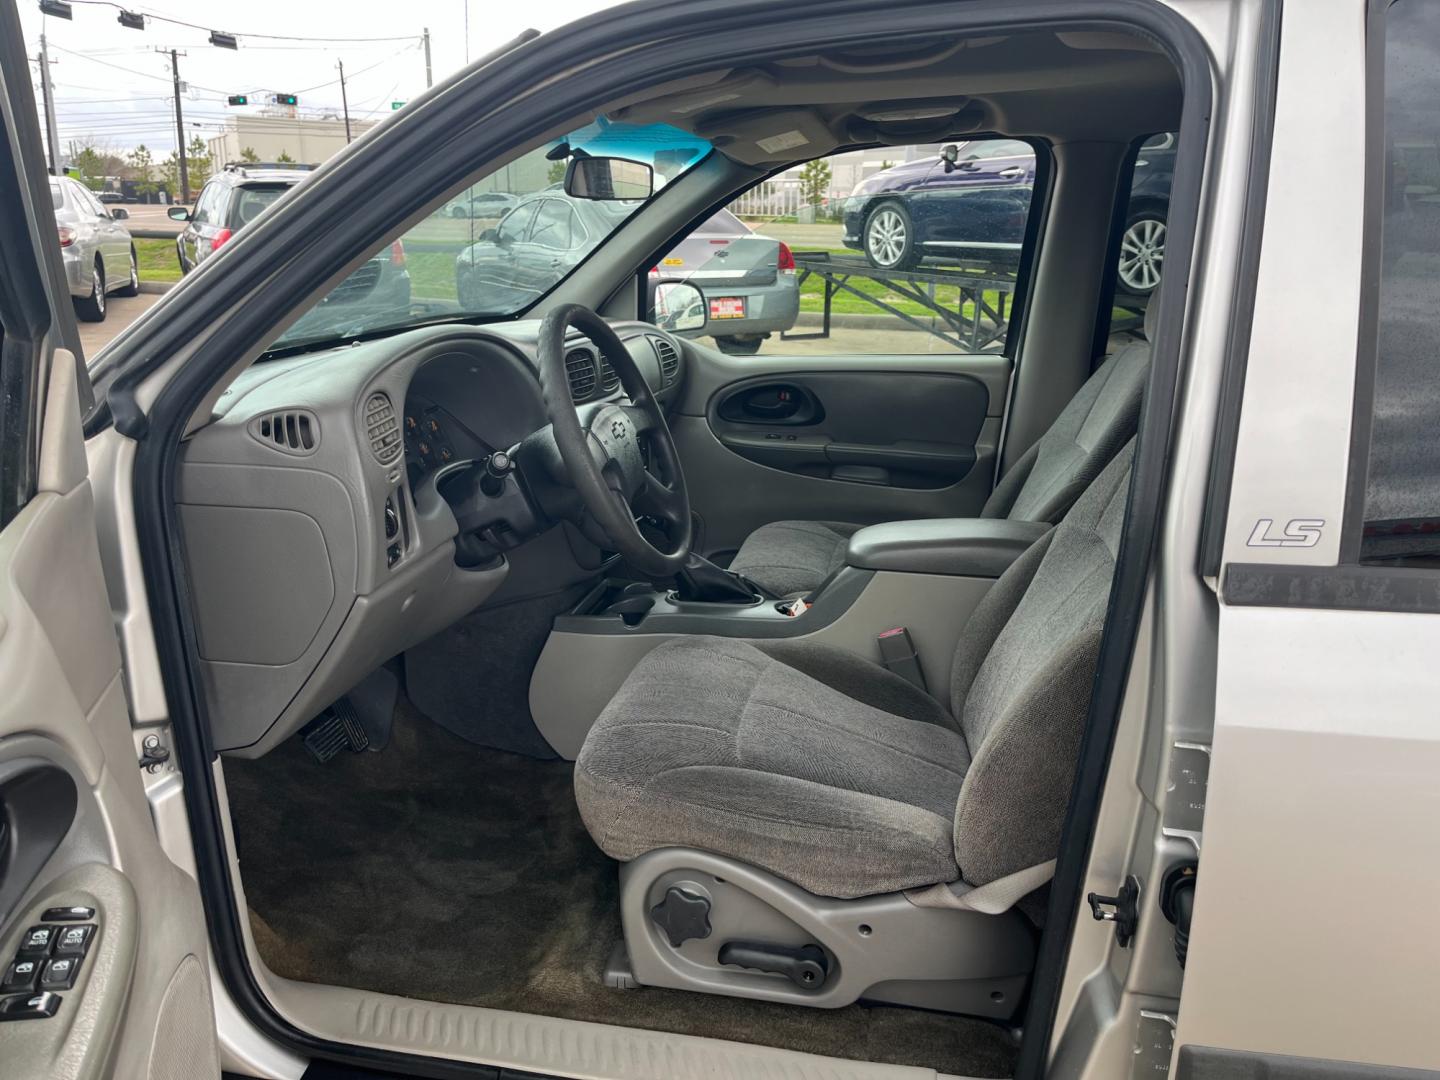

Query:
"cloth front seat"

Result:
[[729, 307, 1154, 598], [575, 441, 1135, 900]]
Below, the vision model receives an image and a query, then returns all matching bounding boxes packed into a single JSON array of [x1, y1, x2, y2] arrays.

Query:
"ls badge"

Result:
[[1246, 518, 1324, 548]]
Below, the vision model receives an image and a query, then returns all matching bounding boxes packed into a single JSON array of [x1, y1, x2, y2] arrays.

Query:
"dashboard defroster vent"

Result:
[[364, 392, 402, 465], [566, 349, 598, 401], [250, 409, 319, 455], [652, 336, 680, 386]]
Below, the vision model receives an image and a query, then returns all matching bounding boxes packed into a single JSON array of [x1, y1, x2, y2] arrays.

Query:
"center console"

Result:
[[530, 516, 1055, 758]]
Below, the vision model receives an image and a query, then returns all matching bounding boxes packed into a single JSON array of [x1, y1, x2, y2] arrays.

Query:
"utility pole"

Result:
[[160, 47, 190, 202], [337, 60, 352, 144], [37, 35, 61, 175], [422, 28, 433, 88]]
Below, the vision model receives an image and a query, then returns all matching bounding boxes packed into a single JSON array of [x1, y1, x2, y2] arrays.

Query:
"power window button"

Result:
[[16, 926, 55, 958], [52, 925, 94, 958], [1, 960, 39, 994], [39, 957, 79, 991], [41, 906, 94, 922]]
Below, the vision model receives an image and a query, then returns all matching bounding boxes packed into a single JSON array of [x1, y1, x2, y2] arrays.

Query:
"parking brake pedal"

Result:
[[718, 941, 829, 991], [300, 699, 370, 763]]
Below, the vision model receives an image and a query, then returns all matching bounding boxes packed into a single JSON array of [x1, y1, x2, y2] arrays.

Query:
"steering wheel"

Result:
[[534, 304, 692, 577]]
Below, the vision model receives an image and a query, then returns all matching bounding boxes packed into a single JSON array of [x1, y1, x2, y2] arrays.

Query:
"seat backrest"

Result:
[[947, 440, 1135, 886], [982, 302, 1154, 524]]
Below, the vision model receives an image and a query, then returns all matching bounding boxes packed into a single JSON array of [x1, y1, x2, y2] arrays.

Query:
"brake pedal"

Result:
[[300, 699, 370, 763]]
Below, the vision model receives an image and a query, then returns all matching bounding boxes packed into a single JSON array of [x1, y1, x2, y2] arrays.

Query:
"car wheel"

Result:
[[75, 258, 107, 322], [864, 201, 917, 270], [714, 335, 764, 356], [452, 206, 467, 219], [115, 246, 140, 297], [1118, 210, 1166, 295]]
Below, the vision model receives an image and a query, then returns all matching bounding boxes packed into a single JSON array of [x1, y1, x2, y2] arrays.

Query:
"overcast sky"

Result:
[[19, 0, 630, 157]]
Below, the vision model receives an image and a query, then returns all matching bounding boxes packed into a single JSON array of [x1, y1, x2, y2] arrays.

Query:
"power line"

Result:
[[59, 0, 421, 45]]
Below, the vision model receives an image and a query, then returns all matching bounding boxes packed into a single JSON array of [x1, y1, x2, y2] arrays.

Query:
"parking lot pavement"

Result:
[[120, 204, 182, 235], [77, 293, 160, 361]]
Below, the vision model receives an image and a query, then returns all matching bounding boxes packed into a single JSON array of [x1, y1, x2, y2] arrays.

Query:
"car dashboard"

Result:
[[178, 317, 687, 759]]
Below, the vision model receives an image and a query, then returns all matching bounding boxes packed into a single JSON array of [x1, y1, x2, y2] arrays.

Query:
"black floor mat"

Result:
[[225, 704, 1018, 1076]]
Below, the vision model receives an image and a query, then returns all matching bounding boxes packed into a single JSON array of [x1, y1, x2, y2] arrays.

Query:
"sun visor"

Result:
[[692, 108, 838, 166]]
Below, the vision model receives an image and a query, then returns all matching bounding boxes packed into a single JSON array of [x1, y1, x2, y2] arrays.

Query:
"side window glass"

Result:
[[654, 138, 1038, 357], [1356, 1, 1440, 563], [530, 200, 574, 250], [1111, 131, 1177, 320], [497, 201, 537, 244], [192, 184, 216, 225]]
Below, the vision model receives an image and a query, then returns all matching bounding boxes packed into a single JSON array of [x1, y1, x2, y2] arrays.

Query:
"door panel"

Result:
[[0, 7, 220, 1075], [672, 345, 1011, 556]]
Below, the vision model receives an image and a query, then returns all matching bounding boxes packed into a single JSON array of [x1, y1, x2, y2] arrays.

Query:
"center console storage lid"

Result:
[[846, 518, 1052, 579]]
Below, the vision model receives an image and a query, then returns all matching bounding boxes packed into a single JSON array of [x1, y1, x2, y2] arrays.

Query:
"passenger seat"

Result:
[[729, 303, 1156, 597]]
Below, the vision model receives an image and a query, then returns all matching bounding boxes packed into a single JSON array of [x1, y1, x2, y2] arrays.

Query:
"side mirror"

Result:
[[940, 144, 959, 163], [565, 157, 654, 201], [167, 206, 191, 222], [648, 280, 707, 336], [110, 207, 129, 220], [478, 227, 500, 244]]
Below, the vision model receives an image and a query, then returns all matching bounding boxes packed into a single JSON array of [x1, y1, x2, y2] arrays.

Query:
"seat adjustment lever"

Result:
[[718, 940, 829, 990]]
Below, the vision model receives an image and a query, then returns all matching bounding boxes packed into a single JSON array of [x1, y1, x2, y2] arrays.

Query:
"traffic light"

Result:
[[117, 9, 144, 29], [273, 93, 298, 106], [209, 31, 238, 50], [227, 95, 249, 106]]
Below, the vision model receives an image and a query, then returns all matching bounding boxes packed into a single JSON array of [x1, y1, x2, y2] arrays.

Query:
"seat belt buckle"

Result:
[[877, 627, 927, 691]]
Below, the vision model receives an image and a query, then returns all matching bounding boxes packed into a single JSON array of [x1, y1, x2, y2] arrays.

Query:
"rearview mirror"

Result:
[[649, 281, 707, 335], [167, 206, 191, 221], [565, 157, 654, 201]]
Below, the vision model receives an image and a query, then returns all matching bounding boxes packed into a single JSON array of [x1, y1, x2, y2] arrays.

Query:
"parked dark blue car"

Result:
[[843, 134, 1175, 294]]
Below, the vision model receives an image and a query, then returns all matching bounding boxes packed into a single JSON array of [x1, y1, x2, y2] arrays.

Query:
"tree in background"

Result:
[[798, 158, 832, 212], [67, 142, 106, 189], [240, 146, 260, 163], [547, 159, 567, 185], [276, 149, 296, 163], [186, 136, 213, 189], [127, 144, 158, 198]]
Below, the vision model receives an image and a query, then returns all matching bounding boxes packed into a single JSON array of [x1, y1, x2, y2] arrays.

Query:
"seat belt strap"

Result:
[[905, 859, 1058, 914], [876, 626, 927, 691]]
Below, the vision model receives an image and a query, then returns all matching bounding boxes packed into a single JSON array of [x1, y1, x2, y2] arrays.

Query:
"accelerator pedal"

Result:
[[300, 698, 370, 763]]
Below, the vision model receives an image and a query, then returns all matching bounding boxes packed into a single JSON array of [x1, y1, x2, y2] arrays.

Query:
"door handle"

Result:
[[998, 166, 1025, 179]]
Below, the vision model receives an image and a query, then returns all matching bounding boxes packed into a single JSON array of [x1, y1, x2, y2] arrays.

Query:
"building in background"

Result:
[[206, 109, 381, 169]]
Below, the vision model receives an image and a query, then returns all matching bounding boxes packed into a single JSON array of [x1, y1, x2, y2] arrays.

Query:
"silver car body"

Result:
[[50, 175, 133, 298]]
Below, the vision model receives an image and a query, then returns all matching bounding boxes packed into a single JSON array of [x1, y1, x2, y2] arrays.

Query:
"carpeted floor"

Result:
[[224, 703, 1018, 1076]]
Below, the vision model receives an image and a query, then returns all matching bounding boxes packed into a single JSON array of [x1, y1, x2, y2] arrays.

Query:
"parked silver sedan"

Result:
[[50, 174, 139, 322]]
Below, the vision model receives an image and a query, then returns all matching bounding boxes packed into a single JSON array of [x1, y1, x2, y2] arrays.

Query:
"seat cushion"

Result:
[[728, 520, 861, 598], [574, 636, 970, 899]]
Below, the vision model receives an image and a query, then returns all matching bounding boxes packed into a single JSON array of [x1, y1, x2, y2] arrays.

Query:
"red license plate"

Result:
[[709, 296, 746, 320]]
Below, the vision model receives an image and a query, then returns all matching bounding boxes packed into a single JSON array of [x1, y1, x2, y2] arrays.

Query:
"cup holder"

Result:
[[604, 595, 656, 627]]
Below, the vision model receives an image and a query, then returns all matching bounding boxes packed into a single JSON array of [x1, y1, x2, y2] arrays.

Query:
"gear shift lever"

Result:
[[671, 552, 766, 604]]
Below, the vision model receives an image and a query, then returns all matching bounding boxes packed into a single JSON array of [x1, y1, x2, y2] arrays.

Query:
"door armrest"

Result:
[[845, 518, 1052, 578]]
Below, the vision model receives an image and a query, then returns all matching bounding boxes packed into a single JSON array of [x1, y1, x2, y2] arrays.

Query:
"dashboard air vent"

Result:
[[566, 349, 598, 401], [364, 392, 402, 465], [597, 355, 621, 393], [250, 409, 318, 455], [652, 336, 680, 386]]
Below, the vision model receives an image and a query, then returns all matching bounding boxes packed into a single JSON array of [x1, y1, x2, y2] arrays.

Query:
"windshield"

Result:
[[269, 120, 712, 351]]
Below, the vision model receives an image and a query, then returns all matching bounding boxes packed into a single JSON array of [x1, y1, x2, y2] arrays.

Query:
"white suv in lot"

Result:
[[0, 3, 1436, 1080]]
